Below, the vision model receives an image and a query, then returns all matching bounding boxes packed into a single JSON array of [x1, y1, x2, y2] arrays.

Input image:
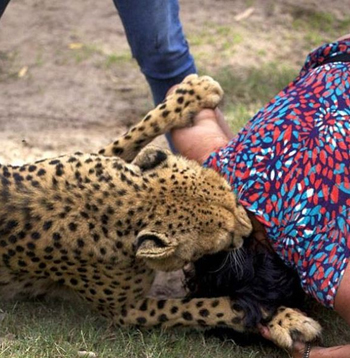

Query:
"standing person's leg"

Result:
[[113, 0, 196, 105], [0, 0, 11, 19], [112, 0, 197, 151]]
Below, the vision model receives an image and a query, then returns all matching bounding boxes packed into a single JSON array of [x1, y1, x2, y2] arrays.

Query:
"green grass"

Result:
[[69, 44, 104, 64], [188, 24, 243, 47], [0, 300, 263, 358], [0, 298, 348, 358], [104, 53, 132, 68], [66, 43, 131, 68], [213, 63, 297, 105], [188, 25, 243, 64], [0, 51, 20, 82], [290, 6, 350, 41], [200, 62, 297, 132]]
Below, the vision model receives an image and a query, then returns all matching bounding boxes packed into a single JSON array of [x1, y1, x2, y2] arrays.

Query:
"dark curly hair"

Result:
[[185, 236, 304, 330]]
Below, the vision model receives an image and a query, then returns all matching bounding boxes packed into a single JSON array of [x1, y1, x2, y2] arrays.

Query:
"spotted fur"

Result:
[[0, 75, 320, 348]]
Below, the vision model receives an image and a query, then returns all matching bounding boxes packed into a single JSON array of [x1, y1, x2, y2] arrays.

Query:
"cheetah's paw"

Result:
[[168, 75, 224, 128], [181, 74, 224, 109], [267, 307, 322, 349]]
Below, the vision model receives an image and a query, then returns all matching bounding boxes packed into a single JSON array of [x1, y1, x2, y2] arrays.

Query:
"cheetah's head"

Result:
[[132, 147, 252, 272]]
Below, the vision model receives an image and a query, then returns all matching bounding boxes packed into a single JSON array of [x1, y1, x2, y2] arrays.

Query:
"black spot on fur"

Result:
[[43, 221, 53, 231], [49, 160, 60, 165], [28, 165, 37, 172], [199, 309, 209, 317], [182, 312, 193, 321], [139, 300, 148, 311], [113, 147, 124, 155], [162, 110, 170, 118], [68, 222, 77, 232], [158, 314, 169, 323], [157, 300, 166, 309], [136, 317, 147, 325], [31, 232, 41, 240], [171, 306, 178, 314], [37, 169, 46, 176]]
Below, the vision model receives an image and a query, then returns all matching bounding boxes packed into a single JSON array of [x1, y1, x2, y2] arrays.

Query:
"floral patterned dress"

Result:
[[204, 40, 350, 307]]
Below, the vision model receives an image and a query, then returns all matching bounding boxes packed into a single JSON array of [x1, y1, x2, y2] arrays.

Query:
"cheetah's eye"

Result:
[[135, 234, 167, 251]]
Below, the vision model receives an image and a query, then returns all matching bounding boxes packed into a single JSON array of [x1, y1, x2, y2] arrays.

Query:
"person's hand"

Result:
[[257, 324, 333, 358], [170, 107, 232, 164], [258, 324, 308, 358]]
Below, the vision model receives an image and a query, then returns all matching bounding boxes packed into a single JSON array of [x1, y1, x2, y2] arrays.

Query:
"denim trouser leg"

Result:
[[113, 0, 197, 150]]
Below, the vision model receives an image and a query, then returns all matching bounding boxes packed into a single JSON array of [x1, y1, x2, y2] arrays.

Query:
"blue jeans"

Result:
[[113, 0, 197, 150]]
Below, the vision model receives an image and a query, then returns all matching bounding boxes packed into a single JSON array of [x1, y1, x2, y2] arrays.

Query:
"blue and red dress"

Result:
[[204, 40, 350, 308]]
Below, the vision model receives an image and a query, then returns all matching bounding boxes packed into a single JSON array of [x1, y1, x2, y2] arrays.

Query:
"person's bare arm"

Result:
[[171, 108, 232, 164], [336, 33, 350, 41], [310, 346, 350, 358], [259, 324, 350, 358], [293, 343, 350, 358], [335, 264, 350, 325]]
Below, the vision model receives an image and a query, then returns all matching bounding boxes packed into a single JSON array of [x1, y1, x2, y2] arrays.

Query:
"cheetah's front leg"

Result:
[[99, 75, 223, 162], [117, 300, 321, 350], [265, 307, 322, 349], [116, 297, 245, 330]]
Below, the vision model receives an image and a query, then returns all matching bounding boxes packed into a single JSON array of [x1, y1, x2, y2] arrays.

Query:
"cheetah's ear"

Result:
[[135, 231, 177, 259], [132, 147, 170, 171]]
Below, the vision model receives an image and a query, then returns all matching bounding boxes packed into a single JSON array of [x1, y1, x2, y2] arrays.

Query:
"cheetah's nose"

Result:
[[229, 232, 236, 248], [226, 231, 244, 251]]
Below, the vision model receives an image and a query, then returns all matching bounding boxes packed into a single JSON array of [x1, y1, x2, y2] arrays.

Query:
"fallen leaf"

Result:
[[69, 43, 84, 50], [234, 7, 255, 21], [18, 66, 28, 78], [78, 351, 97, 358]]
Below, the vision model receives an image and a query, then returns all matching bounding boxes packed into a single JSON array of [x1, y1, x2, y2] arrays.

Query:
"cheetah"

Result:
[[0, 75, 321, 349]]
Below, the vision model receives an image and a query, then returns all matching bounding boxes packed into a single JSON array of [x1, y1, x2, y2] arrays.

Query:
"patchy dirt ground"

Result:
[[1, 0, 349, 165]]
